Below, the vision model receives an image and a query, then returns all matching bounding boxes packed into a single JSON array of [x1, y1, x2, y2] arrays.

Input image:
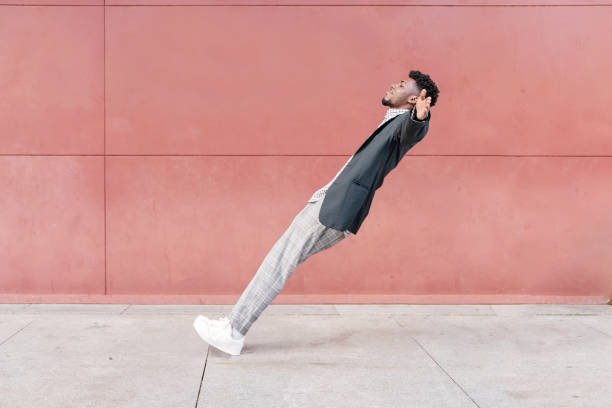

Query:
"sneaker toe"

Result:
[[193, 316, 210, 337]]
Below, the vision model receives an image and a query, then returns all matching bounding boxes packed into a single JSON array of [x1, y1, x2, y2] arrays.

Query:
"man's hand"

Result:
[[415, 89, 431, 120]]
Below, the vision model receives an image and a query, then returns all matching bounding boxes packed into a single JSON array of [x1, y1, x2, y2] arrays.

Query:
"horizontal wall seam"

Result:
[[3, 154, 612, 157], [2, 3, 612, 6]]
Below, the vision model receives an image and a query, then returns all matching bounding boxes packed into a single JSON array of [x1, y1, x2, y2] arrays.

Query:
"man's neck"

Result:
[[388, 103, 414, 110]]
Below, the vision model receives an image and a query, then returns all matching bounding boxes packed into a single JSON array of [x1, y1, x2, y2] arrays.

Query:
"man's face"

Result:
[[381, 78, 419, 108]]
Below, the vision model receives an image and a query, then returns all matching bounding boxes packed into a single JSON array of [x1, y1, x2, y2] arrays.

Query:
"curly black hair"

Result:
[[408, 70, 440, 107]]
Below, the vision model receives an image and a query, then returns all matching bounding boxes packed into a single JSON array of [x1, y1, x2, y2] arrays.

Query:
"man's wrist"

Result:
[[412, 108, 427, 122]]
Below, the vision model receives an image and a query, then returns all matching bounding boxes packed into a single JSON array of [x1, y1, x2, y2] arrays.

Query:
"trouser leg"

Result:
[[228, 199, 348, 336]]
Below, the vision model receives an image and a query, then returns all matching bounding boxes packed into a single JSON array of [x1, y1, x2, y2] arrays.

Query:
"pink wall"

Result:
[[1, 1, 610, 304]]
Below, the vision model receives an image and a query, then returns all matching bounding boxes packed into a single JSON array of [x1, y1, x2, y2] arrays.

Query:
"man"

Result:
[[194, 70, 440, 355]]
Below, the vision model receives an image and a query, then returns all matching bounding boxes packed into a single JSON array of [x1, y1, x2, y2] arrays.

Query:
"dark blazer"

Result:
[[318, 106, 431, 234]]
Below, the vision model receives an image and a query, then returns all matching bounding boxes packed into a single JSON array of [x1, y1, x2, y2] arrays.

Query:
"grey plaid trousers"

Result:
[[228, 198, 349, 336]]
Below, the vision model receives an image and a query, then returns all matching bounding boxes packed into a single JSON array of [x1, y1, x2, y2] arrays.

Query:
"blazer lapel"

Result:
[[353, 114, 402, 156]]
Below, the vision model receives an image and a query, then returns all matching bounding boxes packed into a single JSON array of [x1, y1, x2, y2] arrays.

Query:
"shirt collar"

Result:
[[377, 107, 411, 128]]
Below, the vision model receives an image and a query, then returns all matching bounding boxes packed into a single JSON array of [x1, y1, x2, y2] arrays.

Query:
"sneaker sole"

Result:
[[193, 317, 242, 356]]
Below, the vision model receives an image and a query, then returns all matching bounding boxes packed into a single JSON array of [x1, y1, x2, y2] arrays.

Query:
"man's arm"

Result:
[[394, 107, 431, 148]]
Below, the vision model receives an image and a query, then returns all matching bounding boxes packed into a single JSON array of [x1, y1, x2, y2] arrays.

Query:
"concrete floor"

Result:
[[0, 303, 610, 408]]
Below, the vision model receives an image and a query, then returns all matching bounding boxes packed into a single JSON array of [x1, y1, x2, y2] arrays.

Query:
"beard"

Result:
[[381, 96, 393, 107]]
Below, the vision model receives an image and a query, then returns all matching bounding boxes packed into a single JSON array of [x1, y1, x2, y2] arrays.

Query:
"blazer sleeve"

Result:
[[393, 107, 431, 148]]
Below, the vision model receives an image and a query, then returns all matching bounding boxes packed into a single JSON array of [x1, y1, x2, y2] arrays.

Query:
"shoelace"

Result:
[[208, 315, 230, 329]]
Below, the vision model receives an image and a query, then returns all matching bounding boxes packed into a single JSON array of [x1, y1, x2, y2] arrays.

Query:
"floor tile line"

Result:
[[408, 330, 482, 408], [578, 321, 612, 339], [393, 317, 480, 408], [0, 320, 35, 347], [195, 347, 209, 408], [390, 315, 480, 406]]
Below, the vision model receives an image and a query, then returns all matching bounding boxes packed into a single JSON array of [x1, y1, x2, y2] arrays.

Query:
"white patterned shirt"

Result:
[[308, 107, 411, 236]]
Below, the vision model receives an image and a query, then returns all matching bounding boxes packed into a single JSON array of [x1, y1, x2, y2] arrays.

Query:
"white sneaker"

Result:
[[193, 315, 244, 356]]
